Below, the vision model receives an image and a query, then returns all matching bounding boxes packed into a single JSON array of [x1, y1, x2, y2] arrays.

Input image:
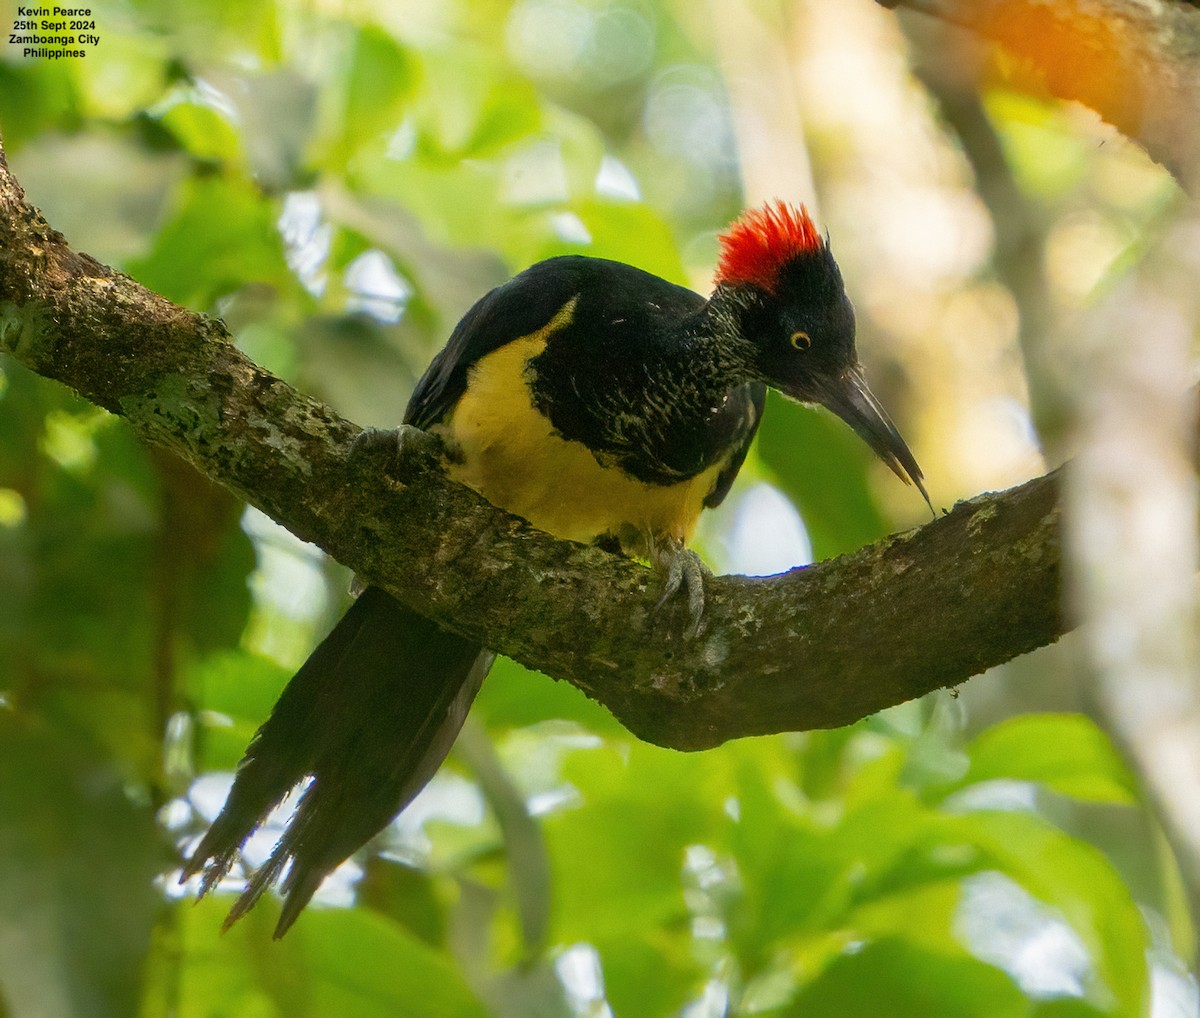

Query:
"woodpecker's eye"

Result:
[[790, 330, 811, 351]]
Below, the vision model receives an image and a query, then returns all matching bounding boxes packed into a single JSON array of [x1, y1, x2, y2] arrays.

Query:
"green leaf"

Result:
[[356, 856, 447, 949], [597, 934, 700, 1018], [149, 898, 488, 1018], [473, 655, 623, 736], [412, 48, 527, 159], [720, 739, 909, 971], [957, 714, 1139, 805], [1029, 999, 1115, 1018], [127, 0, 282, 62], [316, 25, 419, 171], [186, 650, 291, 725], [359, 154, 505, 256], [947, 810, 1149, 1015], [123, 175, 293, 309], [755, 391, 893, 559], [157, 99, 244, 165], [987, 91, 1092, 199], [848, 880, 968, 955], [186, 650, 292, 771], [726, 803, 853, 974], [466, 76, 545, 157], [559, 199, 686, 282], [73, 35, 171, 121], [787, 939, 1032, 1018], [0, 714, 160, 1018], [0, 62, 81, 149], [0, 374, 169, 781], [545, 740, 729, 941]]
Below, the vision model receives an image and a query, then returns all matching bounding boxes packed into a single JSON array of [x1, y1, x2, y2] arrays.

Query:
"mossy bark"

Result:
[[0, 137, 1066, 752]]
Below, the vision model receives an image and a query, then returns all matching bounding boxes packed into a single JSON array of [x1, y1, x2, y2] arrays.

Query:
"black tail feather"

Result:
[[182, 586, 489, 936]]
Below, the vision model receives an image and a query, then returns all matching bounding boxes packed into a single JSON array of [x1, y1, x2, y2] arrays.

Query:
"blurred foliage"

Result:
[[0, 0, 1193, 1015]]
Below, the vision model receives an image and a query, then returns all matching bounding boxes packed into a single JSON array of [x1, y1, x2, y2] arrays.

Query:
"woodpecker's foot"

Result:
[[651, 537, 709, 638], [351, 425, 443, 479], [350, 425, 398, 457]]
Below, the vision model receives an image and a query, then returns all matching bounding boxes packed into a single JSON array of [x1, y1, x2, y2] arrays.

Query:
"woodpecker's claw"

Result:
[[351, 425, 444, 480], [350, 425, 400, 458], [652, 537, 709, 638]]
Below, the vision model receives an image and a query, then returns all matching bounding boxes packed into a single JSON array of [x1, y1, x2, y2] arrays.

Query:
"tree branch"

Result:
[[877, 0, 1200, 193], [0, 136, 1067, 752]]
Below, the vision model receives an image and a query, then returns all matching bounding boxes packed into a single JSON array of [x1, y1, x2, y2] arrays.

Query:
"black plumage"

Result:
[[183, 202, 927, 936]]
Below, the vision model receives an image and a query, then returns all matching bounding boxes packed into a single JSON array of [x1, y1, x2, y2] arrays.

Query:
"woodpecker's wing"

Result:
[[406, 254, 759, 510], [703, 381, 766, 509], [405, 261, 582, 429]]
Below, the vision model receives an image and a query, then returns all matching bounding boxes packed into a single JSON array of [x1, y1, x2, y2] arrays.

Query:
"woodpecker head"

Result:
[[716, 201, 929, 506]]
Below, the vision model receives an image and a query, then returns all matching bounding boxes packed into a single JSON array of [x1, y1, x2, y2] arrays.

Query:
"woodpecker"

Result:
[[182, 201, 929, 937]]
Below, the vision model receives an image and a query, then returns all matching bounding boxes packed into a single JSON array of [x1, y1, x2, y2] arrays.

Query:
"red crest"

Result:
[[715, 201, 824, 293]]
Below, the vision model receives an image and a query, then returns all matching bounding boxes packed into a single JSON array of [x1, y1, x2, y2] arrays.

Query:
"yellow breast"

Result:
[[433, 302, 724, 551]]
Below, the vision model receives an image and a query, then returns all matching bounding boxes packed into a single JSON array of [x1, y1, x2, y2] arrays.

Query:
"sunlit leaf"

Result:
[[186, 649, 292, 771], [787, 938, 1031, 1018], [848, 880, 966, 955], [124, 175, 293, 308], [73, 35, 171, 121], [986, 90, 1092, 198], [545, 740, 729, 941], [946, 810, 1149, 1015], [956, 713, 1139, 805], [558, 199, 686, 281], [473, 655, 623, 736], [316, 24, 419, 170], [157, 100, 244, 165], [146, 898, 487, 1017], [125, 0, 282, 61], [597, 934, 700, 1018]]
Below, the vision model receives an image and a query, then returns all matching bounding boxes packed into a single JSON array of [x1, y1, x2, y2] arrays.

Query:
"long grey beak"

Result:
[[819, 364, 932, 511]]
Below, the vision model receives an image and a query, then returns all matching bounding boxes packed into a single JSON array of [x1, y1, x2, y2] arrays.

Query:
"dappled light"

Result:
[[2, 0, 1200, 1014]]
